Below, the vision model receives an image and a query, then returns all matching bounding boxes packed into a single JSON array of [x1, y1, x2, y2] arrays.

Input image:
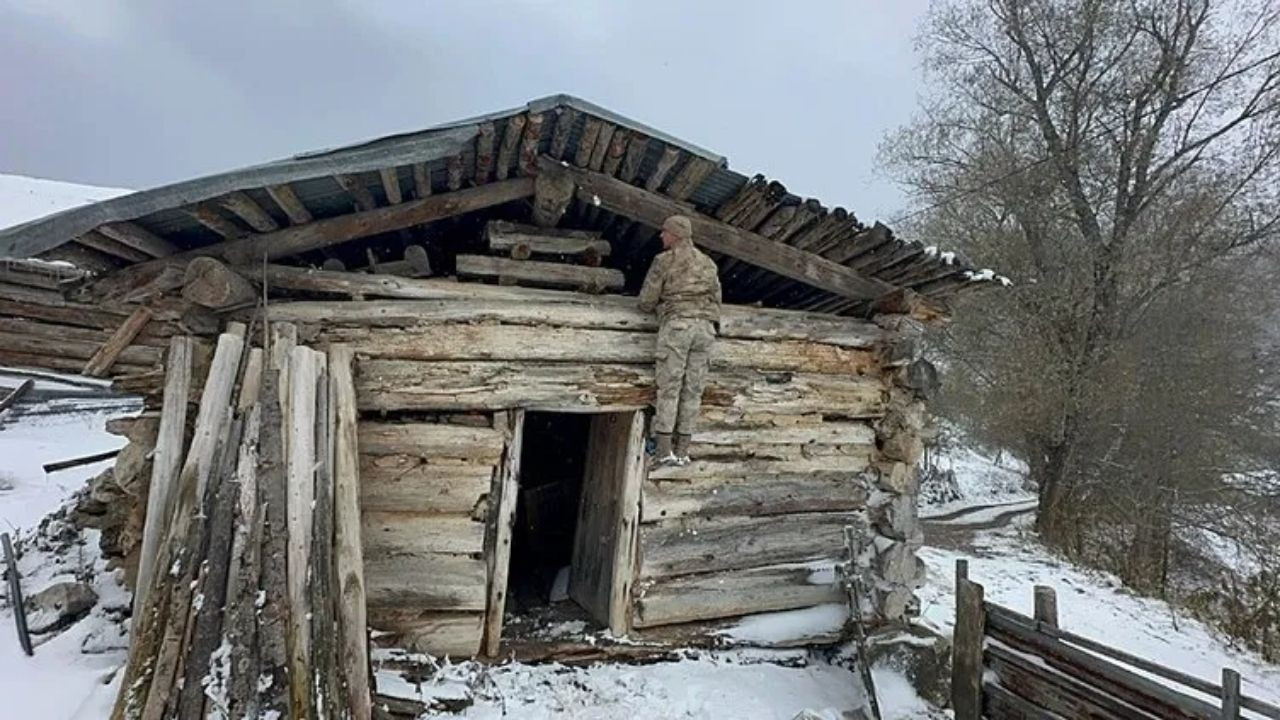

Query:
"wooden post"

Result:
[[952, 574, 985, 720], [133, 336, 194, 618], [955, 558, 968, 599], [482, 409, 524, 656], [1033, 585, 1058, 628], [1222, 668, 1241, 719], [330, 345, 371, 720], [609, 410, 646, 635], [285, 345, 319, 717], [83, 306, 152, 377]]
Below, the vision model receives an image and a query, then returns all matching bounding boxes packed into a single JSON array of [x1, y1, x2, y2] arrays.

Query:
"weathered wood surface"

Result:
[[319, 324, 878, 376], [83, 307, 153, 377], [642, 472, 871, 522], [634, 561, 844, 628], [358, 422, 504, 463], [329, 345, 372, 720], [483, 410, 523, 656], [246, 267, 890, 348], [362, 512, 487, 555], [693, 422, 876, 446], [985, 607, 1219, 720], [182, 256, 258, 309], [364, 553, 488, 611], [645, 452, 874, 481], [570, 411, 643, 631], [86, 179, 537, 298], [639, 512, 863, 579], [456, 254, 624, 292], [223, 402, 263, 718], [952, 576, 985, 720], [97, 222, 180, 258], [359, 461, 491, 513], [255, 369, 291, 716], [0, 330, 161, 367], [487, 220, 612, 257], [354, 360, 886, 416], [541, 157, 893, 301], [984, 642, 1160, 720], [285, 345, 319, 717], [266, 183, 313, 225], [369, 610, 483, 658], [218, 191, 280, 232]]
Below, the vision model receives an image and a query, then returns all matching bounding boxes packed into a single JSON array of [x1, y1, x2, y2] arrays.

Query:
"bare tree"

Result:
[[885, 0, 1280, 545]]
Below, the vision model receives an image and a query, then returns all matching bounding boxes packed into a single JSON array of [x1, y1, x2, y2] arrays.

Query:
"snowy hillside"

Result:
[[0, 173, 129, 232]]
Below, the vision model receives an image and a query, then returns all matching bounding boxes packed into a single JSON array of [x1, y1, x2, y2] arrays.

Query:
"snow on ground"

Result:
[[0, 173, 129, 231], [0, 403, 135, 719], [375, 647, 937, 720], [917, 513, 1280, 708], [919, 432, 1032, 513], [0, 408, 132, 531], [920, 498, 1037, 523]]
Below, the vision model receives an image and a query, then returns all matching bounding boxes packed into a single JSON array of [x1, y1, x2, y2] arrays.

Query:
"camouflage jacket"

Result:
[[638, 238, 723, 324]]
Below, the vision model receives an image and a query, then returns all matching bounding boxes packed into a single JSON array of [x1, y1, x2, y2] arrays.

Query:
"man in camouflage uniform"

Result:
[[638, 215, 722, 466]]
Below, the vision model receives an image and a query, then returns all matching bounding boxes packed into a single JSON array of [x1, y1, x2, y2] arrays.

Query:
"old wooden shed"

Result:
[[0, 96, 1002, 717]]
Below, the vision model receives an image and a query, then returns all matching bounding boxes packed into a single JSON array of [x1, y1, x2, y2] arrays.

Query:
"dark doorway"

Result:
[[507, 412, 591, 613]]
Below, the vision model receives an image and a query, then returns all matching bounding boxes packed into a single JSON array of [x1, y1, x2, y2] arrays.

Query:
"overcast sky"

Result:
[[0, 0, 930, 221]]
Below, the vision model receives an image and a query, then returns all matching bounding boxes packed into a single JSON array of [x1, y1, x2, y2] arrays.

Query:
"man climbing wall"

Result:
[[638, 214, 722, 467]]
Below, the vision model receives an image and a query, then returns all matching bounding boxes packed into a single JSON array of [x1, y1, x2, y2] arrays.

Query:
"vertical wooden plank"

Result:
[[310, 352, 343, 715], [255, 368, 291, 717], [133, 336, 194, 617], [482, 409, 524, 656], [951, 576, 985, 720], [1222, 668, 1241, 719], [608, 410, 646, 635], [330, 345, 371, 720], [286, 345, 318, 717], [1033, 585, 1058, 628], [955, 558, 969, 599]]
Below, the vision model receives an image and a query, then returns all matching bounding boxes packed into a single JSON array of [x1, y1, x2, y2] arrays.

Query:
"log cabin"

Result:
[[0, 95, 1004, 717]]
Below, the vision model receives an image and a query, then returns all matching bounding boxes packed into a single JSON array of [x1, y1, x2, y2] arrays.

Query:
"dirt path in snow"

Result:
[[922, 500, 1037, 552]]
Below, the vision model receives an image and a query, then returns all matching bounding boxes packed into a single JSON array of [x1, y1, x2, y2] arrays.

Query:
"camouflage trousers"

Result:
[[653, 317, 716, 435]]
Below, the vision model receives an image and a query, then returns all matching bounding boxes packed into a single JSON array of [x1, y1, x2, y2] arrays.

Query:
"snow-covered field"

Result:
[[919, 433, 1032, 513]]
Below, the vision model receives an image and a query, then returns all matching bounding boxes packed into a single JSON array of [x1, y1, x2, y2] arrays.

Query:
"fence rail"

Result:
[[951, 559, 1280, 720]]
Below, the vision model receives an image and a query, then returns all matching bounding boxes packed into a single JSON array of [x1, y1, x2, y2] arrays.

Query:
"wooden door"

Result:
[[569, 410, 646, 634]]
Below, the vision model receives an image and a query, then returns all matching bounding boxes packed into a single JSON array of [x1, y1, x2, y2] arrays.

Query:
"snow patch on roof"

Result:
[[0, 173, 130, 234]]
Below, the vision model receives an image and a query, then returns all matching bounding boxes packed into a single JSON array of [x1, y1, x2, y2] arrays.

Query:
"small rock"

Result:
[[81, 620, 129, 654], [26, 581, 98, 634]]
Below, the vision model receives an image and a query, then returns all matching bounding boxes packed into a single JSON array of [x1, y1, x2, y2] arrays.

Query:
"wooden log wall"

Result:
[[261, 276, 930, 647], [0, 265, 217, 392], [359, 415, 503, 657]]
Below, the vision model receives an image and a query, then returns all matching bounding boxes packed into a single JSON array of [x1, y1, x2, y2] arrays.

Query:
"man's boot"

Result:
[[651, 433, 677, 468], [673, 433, 692, 466]]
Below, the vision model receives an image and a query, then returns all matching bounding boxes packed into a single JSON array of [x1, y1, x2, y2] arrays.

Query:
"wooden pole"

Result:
[[133, 336, 194, 618], [1222, 668, 1241, 719], [2, 533, 32, 656], [951, 574, 985, 720], [83, 306, 153, 377], [42, 448, 121, 473], [330, 345, 372, 720], [1033, 585, 1058, 628], [0, 378, 33, 418]]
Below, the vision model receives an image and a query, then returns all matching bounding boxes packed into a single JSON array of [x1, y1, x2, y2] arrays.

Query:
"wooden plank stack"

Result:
[[111, 326, 371, 720]]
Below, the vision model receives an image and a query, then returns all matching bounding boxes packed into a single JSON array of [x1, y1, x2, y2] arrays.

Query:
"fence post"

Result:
[[955, 558, 969, 599], [952, 566, 984, 720], [1221, 668, 1241, 719], [1033, 585, 1058, 628]]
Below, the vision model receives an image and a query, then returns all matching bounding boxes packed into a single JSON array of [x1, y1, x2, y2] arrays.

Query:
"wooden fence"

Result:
[[951, 560, 1280, 720]]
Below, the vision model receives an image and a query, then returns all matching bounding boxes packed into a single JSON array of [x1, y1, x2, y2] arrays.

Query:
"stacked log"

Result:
[[253, 272, 923, 647], [0, 268, 201, 382], [111, 329, 371, 720]]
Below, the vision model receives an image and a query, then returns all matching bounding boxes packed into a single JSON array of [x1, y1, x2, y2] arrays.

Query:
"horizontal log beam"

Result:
[[634, 562, 844, 628], [245, 268, 887, 347], [456, 254, 624, 292], [642, 471, 871, 522], [640, 512, 863, 578], [82, 179, 535, 299], [539, 157, 893, 301], [486, 220, 611, 257]]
